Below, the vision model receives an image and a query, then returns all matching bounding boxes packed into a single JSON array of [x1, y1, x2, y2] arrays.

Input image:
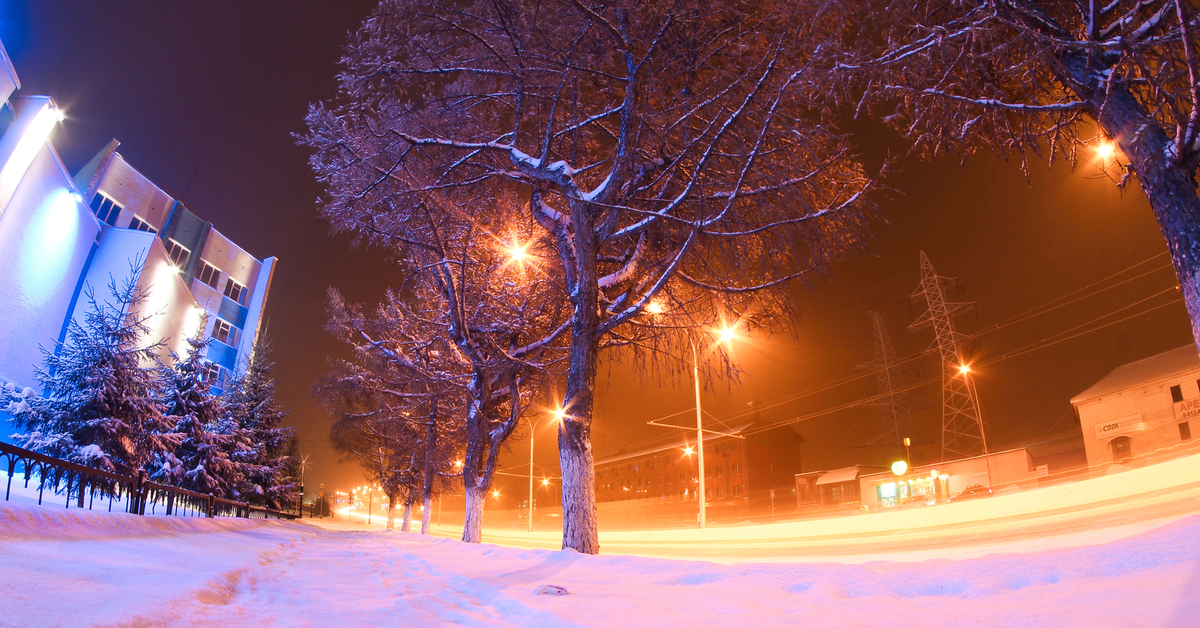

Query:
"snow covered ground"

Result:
[[3, 456, 1200, 626]]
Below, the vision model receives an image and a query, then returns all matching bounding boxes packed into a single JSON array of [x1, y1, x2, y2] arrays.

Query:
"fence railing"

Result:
[[0, 441, 296, 520]]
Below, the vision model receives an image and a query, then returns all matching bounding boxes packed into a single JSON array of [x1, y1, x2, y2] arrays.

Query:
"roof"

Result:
[[1071, 344, 1200, 405], [815, 466, 868, 486]]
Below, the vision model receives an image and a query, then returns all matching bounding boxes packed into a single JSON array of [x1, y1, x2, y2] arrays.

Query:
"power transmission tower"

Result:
[[862, 311, 915, 454], [908, 251, 987, 461]]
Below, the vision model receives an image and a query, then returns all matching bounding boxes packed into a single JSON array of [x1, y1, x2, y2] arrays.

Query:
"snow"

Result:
[[3, 456, 1200, 626]]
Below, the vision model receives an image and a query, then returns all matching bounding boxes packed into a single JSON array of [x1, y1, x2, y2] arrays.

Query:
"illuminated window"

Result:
[[165, 239, 190, 268], [89, 192, 123, 226], [212, 319, 234, 345], [198, 261, 221, 289], [223, 278, 247, 305], [129, 216, 156, 233], [1172, 384, 1184, 403], [731, 462, 740, 475], [1181, 422, 1192, 441]]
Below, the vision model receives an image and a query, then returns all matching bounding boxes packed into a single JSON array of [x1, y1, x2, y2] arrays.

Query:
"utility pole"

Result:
[[863, 311, 916, 453], [909, 251, 987, 462], [691, 338, 707, 529]]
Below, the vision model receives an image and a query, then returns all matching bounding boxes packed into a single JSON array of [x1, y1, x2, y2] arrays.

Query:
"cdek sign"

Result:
[[1093, 416, 1143, 440]]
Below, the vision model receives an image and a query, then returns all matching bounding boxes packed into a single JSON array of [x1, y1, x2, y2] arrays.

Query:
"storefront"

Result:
[[859, 448, 1037, 509]]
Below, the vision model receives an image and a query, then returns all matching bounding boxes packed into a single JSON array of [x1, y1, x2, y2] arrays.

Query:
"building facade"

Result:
[[1071, 344, 1200, 473], [0, 37, 274, 414]]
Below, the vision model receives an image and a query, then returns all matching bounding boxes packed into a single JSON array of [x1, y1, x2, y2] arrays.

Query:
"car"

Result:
[[897, 494, 937, 508], [950, 484, 993, 502]]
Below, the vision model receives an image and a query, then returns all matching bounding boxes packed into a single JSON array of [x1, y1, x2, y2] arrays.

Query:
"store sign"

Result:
[[1175, 398, 1200, 422], [1094, 416, 1143, 439]]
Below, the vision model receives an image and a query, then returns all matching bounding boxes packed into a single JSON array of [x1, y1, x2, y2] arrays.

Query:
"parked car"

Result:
[[950, 484, 993, 502], [898, 494, 937, 508]]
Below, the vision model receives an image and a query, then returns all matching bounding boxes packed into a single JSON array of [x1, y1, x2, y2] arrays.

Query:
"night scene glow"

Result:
[[1, 1, 1200, 626]]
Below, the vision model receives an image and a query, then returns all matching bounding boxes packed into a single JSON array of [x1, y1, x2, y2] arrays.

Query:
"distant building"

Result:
[[0, 36, 274, 412], [1071, 344, 1200, 473], [593, 422, 804, 523]]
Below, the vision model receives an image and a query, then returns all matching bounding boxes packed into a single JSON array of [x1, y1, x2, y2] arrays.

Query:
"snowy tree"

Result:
[[322, 287, 502, 537], [6, 273, 174, 477], [153, 335, 240, 496], [809, 0, 1200, 348], [220, 337, 299, 509], [303, 0, 877, 553]]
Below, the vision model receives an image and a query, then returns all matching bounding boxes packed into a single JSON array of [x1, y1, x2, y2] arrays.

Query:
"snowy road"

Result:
[[3, 456, 1200, 626]]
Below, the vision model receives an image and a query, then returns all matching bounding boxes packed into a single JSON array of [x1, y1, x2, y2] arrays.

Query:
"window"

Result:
[[733, 485, 742, 497], [129, 216, 156, 233], [705, 488, 712, 499], [1110, 436, 1132, 462], [679, 473, 685, 483], [1172, 384, 1184, 403], [716, 487, 724, 499], [1181, 422, 1193, 441], [666, 473, 673, 484], [89, 192, 123, 226], [657, 475, 662, 485], [201, 363, 222, 385], [212, 319, 234, 345], [198, 261, 221, 289], [705, 467, 711, 479], [731, 462, 741, 475], [716, 465, 724, 477], [165, 239, 190, 268], [224, 278, 247, 305]]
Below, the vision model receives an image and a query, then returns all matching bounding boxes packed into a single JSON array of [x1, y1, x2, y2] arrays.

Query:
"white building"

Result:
[[1071, 344, 1200, 473], [0, 37, 274, 412]]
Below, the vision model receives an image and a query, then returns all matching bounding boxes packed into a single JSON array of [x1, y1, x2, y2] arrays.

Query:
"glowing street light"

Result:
[[1095, 141, 1116, 161], [959, 363, 971, 375], [492, 489, 500, 498], [646, 299, 665, 315], [683, 445, 694, 456], [525, 407, 564, 532], [891, 460, 908, 476], [508, 243, 529, 263], [715, 325, 738, 344]]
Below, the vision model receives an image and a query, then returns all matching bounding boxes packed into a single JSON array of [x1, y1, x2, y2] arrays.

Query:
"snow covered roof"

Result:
[[1071, 344, 1200, 405], [815, 466, 868, 485]]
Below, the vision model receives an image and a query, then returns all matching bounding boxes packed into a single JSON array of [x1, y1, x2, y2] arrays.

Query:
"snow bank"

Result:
[[0, 500, 273, 541]]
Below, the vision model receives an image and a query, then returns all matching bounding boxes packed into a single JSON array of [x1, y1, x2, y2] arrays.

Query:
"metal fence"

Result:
[[0, 441, 296, 520]]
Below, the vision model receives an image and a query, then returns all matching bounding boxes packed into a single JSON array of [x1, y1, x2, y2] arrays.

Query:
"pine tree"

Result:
[[6, 272, 173, 476], [153, 335, 241, 496], [221, 336, 298, 509]]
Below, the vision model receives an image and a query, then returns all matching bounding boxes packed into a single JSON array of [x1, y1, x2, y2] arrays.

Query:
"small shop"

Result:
[[871, 468, 950, 508]]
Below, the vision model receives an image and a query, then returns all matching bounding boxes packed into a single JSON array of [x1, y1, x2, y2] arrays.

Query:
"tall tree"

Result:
[[810, 0, 1200, 347], [304, 0, 876, 553], [153, 335, 240, 496], [6, 274, 174, 476], [221, 337, 299, 509]]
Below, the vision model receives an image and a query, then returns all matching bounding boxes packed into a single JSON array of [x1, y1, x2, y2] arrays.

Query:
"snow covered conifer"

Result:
[[221, 337, 298, 509], [7, 272, 173, 476], [153, 335, 240, 496]]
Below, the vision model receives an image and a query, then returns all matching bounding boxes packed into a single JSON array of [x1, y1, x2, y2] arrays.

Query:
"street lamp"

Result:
[[690, 325, 739, 530], [958, 362, 994, 487]]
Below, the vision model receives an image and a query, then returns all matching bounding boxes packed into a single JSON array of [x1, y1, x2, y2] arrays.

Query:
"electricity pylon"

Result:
[[908, 251, 987, 461], [862, 311, 915, 453]]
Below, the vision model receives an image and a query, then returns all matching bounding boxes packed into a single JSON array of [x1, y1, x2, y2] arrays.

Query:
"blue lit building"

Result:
[[0, 38, 275, 410]]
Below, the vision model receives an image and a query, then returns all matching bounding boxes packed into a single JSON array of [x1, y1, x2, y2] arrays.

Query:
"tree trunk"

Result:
[[558, 330, 600, 554], [421, 404, 437, 535], [401, 491, 415, 532], [1062, 52, 1200, 350], [462, 484, 485, 543]]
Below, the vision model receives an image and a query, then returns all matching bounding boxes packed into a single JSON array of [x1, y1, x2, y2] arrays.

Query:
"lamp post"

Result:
[[689, 325, 737, 530], [959, 363, 994, 488]]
